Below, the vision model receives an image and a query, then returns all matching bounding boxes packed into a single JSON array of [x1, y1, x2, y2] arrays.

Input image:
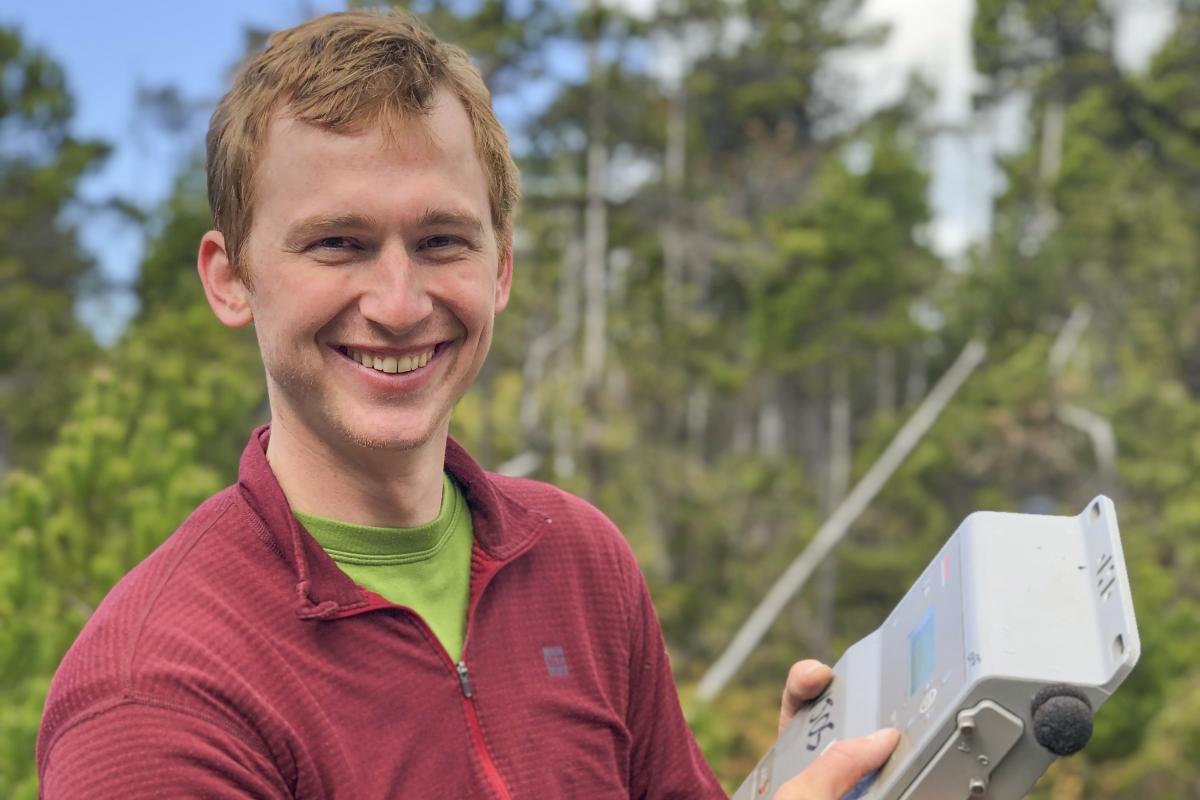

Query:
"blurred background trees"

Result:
[[0, 27, 106, 472], [2, 1, 1199, 796]]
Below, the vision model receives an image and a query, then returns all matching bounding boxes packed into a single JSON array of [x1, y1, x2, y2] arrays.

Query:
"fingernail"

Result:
[[868, 728, 898, 742]]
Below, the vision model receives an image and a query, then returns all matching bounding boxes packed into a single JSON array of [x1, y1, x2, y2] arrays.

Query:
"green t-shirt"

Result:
[[294, 473, 473, 660]]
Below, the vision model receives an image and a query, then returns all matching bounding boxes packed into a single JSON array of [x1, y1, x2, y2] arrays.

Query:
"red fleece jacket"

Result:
[[37, 427, 725, 799]]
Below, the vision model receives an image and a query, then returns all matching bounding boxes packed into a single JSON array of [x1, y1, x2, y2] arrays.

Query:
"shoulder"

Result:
[[39, 484, 279, 762], [87, 485, 249, 630], [57, 485, 244, 668]]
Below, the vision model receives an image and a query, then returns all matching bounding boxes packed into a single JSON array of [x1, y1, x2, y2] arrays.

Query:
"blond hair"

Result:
[[205, 10, 520, 276]]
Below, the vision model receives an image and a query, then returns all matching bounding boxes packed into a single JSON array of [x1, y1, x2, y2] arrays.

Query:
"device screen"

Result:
[[909, 609, 935, 696]]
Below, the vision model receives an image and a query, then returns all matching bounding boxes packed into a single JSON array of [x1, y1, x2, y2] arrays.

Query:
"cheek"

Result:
[[250, 293, 320, 353], [442, 273, 499, 327], [260, 276, 343, 324]]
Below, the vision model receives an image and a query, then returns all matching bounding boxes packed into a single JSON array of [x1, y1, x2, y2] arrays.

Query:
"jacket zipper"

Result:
[[353, 595, 514, 799], [451, 551, 515, 800], [455, 659, 513, 800], [357, 545, 533, 799], [456, 661, 474, 698], [301, 496, 550, 798]]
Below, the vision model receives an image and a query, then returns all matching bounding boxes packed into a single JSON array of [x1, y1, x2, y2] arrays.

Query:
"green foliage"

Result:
[[0, 153, 264, 792], [0, 26, 108, 469], [0, 308, 263, 796], [136, 162, 213, 314], [964, 3, 1200, 794]]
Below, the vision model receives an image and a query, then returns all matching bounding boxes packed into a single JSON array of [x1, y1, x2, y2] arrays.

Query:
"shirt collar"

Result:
[[235, 425, 550, 620]]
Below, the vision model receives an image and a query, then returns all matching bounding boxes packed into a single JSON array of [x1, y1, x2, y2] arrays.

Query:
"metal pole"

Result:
[[695, 339, 988, 702]]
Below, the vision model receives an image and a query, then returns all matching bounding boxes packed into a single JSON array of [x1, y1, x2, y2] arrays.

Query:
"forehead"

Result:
[[252, 91, 489, 228]]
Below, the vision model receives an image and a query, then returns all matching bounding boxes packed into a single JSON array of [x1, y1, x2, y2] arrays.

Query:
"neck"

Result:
[[265, 416, 448, 528]]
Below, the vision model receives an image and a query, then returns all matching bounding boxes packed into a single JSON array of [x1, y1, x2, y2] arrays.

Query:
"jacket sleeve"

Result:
[[622, 558, 728, 800], [40, 701, 292, 799]]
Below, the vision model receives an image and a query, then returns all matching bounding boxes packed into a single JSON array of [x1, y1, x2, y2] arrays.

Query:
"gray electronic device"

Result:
[[733, 496, 1139, 800]]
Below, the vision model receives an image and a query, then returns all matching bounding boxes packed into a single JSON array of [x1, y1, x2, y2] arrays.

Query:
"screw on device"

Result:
[[1030, 684, 1094, 756]]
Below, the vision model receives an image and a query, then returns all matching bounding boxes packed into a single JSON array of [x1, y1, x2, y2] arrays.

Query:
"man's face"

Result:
[[238, 91, 511, 456]]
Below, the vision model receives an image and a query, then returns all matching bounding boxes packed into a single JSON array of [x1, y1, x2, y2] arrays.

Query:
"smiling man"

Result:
[[36, 11, 895, 798]]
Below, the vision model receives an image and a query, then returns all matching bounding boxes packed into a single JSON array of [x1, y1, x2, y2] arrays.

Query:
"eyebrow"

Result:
[[283, 213, 380, 252], [282, 209, 486, 251], [413, 209, 486, 236]]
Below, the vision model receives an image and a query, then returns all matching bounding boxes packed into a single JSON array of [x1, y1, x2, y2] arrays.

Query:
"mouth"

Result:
[[335, 344, 438, 375]]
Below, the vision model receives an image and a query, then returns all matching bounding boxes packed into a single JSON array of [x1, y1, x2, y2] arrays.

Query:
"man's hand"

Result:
[[779, 659, 834, 734], [773, 660, 900, 799], [773, 728, 899, 800]]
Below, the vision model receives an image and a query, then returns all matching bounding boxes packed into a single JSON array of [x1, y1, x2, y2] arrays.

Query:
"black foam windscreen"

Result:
[[1031, 684, 1094, 756]]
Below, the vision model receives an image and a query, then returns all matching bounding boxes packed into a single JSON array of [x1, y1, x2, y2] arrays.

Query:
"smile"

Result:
[[338, 345, 436, 375]]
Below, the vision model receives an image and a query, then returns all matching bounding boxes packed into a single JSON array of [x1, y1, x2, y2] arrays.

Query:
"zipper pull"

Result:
[[456, 661, 474, 698]]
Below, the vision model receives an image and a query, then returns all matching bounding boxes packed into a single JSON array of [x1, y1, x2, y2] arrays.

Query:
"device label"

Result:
[[806, 690, 836, 751]]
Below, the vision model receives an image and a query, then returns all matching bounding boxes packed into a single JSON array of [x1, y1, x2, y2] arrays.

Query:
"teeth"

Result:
[[345, 347, 435, 375]]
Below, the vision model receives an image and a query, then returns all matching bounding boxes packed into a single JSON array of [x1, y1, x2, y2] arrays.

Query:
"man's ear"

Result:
[[494, 232, 514, 313], [197, 230, 254, 328]]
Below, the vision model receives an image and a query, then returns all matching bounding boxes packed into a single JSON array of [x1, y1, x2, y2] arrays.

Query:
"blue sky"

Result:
[[4, 2, 341, 204]]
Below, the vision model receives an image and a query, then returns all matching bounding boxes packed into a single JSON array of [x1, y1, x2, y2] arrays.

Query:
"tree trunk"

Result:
[[661, 86, 686, 321], [815, 363, 851, 662], [582, 43, 608, 399], [758, 376, 785, 456], [686, 386, 710, 461], [905, 344, 928, 406], [581, 34, 608, 491], [875, 348, 896, 415], [519, 211, 581, 442]]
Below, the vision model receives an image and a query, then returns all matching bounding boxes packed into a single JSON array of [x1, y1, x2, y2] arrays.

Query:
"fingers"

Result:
[[780, 660, 834, 734], [774, 728, 900, 800]]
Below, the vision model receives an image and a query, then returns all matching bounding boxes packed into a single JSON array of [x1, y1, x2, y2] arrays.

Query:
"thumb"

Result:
[[774, 728, 900, 800]]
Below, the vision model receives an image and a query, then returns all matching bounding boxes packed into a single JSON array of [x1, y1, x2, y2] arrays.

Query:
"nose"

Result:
[[357, 242, 434, 333]]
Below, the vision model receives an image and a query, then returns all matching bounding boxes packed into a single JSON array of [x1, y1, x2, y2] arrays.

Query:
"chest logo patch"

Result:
[[542, 646, 570, 677]]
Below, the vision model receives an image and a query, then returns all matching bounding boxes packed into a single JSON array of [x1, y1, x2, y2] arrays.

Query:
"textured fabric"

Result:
[[37, 426, 725, 799], [294, 472, 473, 660]]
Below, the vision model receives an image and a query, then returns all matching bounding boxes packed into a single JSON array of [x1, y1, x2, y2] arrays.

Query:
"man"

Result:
[[37, 11, 896, 798]]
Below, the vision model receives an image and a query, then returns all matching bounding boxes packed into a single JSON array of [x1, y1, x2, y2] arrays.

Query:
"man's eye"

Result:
[[423, 235, 461, 249], [312, 237, 354, 250]]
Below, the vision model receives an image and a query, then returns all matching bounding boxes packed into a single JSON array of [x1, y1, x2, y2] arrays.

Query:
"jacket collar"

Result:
[[236, 425, 551, 620]]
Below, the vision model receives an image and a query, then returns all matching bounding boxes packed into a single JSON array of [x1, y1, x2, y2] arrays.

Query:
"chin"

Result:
[[329, 413, 444, 454], [338, 428, 433, 453]]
